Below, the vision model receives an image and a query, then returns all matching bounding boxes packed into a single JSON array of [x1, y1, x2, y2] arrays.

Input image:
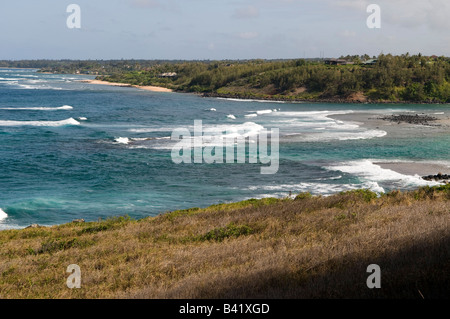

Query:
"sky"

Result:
[[0, 0, 449, 60]]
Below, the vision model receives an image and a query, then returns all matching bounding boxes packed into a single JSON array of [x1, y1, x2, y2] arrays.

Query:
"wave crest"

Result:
[[0, 105, 73, 111], [0, 208, 7, 221], [0, 118, 80, 127]]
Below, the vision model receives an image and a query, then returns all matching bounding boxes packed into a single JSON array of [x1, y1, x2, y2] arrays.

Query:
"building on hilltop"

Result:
[[362, 59, 378, 65], [159, 72, 178, 78], [324, 58, 354, 65]]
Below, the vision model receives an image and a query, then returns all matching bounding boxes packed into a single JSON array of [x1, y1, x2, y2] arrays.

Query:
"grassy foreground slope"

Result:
[[0, 186, 449, 299]]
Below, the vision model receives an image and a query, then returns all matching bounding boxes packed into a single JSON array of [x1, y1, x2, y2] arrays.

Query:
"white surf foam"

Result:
[[113, 136, 172, 145], [256, 109, 273, 115], [244, 181, 385, 196], [217, 97, 286, 104], [0, 105, 73, 111], [199, 122, 266, 147], [58, 105, 73, 110], [227, 114, 236, 120], [0, 118, 80, 127], [127, 122, 266, 150], [269, 110, 389, 141], [273, 110, 354, 117], [245, 114, 258, 118], [325, 159, 442, 188], [128, 127, 173, 133], [202, 122, 265, 136], [283, 129, 387, 142], [13, 83, 65, 90], [115, 137, 130, 144], [336, 130, 387, 140], [314, 175, 343, 181], [79, 117, 87, 121], [25, 79, 48, 84], [209, 108, 217, 111], [0, 208, 7, 221]]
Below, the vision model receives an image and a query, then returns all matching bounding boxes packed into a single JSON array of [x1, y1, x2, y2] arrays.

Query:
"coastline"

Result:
[[81, 79, 173, 92], [201, 92, 450, 105], [375, 162, 450, 176], [86, 80, 449, 178], [77, 82, 449, 104], [330, 111, 450, 177], [0, 67, 38, 70]]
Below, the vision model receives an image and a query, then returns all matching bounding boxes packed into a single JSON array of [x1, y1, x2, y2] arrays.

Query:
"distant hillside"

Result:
[[97, 54, 450, 103], [2, 54, 450, 103]]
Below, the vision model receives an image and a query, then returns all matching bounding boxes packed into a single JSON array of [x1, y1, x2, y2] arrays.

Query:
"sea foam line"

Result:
[[216, 97, 286, 104], [243, 181, 385, 196], [324, 159, 442, 187], [0, 208, 7, 221], [0, 105, 73, 111], [0, 118, 80, 127]]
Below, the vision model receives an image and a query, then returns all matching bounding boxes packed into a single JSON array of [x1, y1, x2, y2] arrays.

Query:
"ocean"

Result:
[[0, 68, 449, 229]]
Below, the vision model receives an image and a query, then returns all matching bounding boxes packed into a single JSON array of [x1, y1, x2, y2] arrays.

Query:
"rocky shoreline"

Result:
[[379, 114, 439, 125], [423, 173, 450, 183]]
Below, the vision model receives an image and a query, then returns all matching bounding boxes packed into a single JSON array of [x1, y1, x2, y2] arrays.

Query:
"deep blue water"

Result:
[[0, 69, 449, 229]]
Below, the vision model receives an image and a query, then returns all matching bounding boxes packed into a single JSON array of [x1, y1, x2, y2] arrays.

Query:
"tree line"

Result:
[[2, 54, 450, 103], [98, 54, 450, 103]]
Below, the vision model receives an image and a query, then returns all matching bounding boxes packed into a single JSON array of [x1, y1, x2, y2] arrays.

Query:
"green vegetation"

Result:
[[3, 54, 449, 102], [196, 223, 254, 242], [0, 59, 188, 75], [339, 189, 379, 202], [96, 53, 450, 103], [0, 184, 449, 298]]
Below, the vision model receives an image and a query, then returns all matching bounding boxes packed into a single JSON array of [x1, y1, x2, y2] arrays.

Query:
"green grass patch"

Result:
[[196, 223, 254, 242], [77, 215, 134, 235], [295, 192, 313, 200], [339, 189, 379, 202], [29, 237, 95, 255], [164, 207, 202, 221]]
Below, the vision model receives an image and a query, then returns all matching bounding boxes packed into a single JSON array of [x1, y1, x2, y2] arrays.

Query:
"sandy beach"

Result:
[[332, 111, 450, 135], [331, 111, 450, 177], [81, 79, 173, 92], [374, 161, 450, 176]]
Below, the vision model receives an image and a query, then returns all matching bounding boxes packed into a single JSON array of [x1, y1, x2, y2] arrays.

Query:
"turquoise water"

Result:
[[0, 69, 449, 229]]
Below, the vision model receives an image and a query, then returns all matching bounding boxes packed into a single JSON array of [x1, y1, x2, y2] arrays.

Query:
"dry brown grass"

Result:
[[0, 186, 449, 299]]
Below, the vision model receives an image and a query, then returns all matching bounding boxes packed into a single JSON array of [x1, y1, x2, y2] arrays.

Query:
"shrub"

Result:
[[197, 223, 254, 242], [339, 189, 379, 202], [295, 192, 313, 200]]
